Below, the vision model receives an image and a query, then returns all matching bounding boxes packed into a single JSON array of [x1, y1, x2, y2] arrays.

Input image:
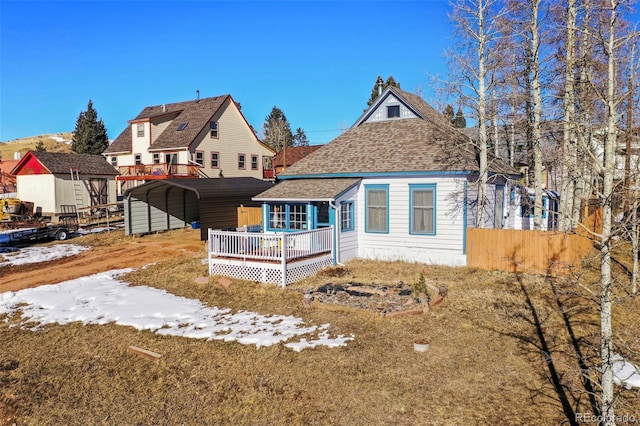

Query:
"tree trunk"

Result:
[[600, 3, 618, 423], [559, 0, 577, 232], [530, 0, 544, 230]]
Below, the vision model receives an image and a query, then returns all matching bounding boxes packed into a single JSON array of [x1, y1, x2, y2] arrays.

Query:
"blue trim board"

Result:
[[277, 171, 472, 180], [463, 180, 467, 255], [364, 184, 389, 234], [408, 184, 436, 236]]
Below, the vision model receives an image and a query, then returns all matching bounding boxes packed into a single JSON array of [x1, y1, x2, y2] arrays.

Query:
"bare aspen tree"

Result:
[[559, 0, 579, 232], [447, 0, 506, 228]]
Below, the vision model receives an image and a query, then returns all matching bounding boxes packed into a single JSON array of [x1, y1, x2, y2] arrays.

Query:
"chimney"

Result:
[[196, 90, 200, 101], [162, 104, 166, 112], [377, 76, 384, 96], [14, 152, 21, 160]]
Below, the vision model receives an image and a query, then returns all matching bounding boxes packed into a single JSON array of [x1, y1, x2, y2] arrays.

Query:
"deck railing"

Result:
[[116, 164, 200, 179], [208, 227, 333, 262]]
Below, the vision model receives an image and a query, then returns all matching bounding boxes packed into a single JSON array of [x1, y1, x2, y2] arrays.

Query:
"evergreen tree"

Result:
[[35, 138, 46, 152], [443, 105, 455, 124], [262, 106, 293, 152], [292, 127, 309, 146], [72, 100, 109, 154], [367, 75, 402, 106], [452, 107, 467, 128]]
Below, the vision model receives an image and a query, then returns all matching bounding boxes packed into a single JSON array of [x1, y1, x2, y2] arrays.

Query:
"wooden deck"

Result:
[[208, 228, 334, 286]]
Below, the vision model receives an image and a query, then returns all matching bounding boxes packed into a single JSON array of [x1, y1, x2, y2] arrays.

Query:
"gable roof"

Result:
[[273, 145, 322, 168], [253, 178, 361, 202], [277, 87, 518, 178], [104, 95, 272, 154], [12, 151, 120, 176]]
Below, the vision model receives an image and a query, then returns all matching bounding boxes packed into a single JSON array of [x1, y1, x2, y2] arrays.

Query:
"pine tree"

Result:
[[443, 105, 455, 124], [72, 100, 109, 154], [262, 106, 293, 152], [292, 127, 309, 146], [453, 107, 467, 128], [367, 75, 402, 106]]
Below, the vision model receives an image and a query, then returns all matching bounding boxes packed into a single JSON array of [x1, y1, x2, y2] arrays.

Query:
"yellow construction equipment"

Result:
[[1, 198, 33, 222]]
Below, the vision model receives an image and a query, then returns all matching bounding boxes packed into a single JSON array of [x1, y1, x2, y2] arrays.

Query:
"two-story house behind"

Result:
[[104, 94, 276, 193]]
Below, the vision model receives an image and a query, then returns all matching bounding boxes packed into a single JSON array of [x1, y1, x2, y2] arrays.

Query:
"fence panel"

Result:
[[237, 206, 262, 228], [466, 228, 594, 276]]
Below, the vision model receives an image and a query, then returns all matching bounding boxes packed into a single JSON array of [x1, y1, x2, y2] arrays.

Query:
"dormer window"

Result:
[[210, 121, 219, 138], [387, 105, 400, 118], [177, 122, 188, 131], [137, 124, 144, 137]]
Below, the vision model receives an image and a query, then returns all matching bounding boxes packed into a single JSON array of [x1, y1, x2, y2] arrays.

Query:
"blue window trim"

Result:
[[266, 203, 309, 232], [365, 184, 389, 234], [340, 201, 355, 232], [409, 184, 436, 236], [520, 195, 548, 219]]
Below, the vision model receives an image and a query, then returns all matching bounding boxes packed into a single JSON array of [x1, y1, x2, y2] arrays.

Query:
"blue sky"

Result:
[[0, 1, 452, 145]]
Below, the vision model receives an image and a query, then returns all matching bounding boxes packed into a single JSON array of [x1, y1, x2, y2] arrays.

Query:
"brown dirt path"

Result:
[[0, 229, 206, 292]]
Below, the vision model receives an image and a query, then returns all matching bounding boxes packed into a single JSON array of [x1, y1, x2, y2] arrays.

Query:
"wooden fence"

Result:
[[237, 206, 262, 228], [466, 228, 595, 276]]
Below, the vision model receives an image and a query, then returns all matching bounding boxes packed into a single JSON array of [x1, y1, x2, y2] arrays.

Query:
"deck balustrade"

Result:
[[208, 227, 334, 286]]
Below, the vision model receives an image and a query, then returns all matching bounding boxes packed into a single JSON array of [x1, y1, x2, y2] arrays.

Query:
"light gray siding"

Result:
[[356, 176, 467, 266], [336, 184, 360, 262]]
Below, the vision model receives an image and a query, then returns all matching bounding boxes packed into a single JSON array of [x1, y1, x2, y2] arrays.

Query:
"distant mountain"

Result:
[[0, 132, 74, 161]]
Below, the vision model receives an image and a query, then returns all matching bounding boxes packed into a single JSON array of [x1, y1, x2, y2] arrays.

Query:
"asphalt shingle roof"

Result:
[[104, 96, 230, 154], [278, 118, 518, 177], [15, 152, 120, 175], [253, 178, 361, 201]]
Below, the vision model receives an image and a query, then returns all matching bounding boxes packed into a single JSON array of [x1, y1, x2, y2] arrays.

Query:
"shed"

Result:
[[123, 177, 274, 240], [11, 151, 119, 218]]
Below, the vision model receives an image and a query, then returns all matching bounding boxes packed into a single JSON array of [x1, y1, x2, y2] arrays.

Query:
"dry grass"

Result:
[[0, 132, 73, 159], [1, 232, 639, 425]]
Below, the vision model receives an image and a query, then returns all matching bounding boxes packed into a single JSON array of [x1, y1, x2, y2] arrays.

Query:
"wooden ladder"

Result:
[[70, 168, 83, 223]]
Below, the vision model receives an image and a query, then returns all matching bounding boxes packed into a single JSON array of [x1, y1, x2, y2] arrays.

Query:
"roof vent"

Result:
[[162, 104, 166, 112], [196, 90, 200, 101]]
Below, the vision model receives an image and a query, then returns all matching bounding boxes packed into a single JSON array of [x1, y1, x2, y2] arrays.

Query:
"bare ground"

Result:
[[0, 228, 638, 425]]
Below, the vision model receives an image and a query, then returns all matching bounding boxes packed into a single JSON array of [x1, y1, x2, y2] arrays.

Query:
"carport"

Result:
[[123, 178, 274, 240]]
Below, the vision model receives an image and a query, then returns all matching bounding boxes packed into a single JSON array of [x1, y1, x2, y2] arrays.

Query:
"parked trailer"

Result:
[[0, 224, 75, 246]]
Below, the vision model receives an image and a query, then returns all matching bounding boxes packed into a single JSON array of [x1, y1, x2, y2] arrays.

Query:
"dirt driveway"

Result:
[[0, 229, 206, 293]]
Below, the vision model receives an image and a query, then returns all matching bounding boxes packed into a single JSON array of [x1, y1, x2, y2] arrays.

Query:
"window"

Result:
[[152, 153, 160, 164], [288, 204, 307, 229], [210, 121, 219, 138], [251, 155, 259, 170], [268, 204, 308, 231], [270, 204, 286, 229], [387, 105, 400, 118], [137, 124, 144, 137], [365, 185, 389, 233], [211, 152, 220, 168], [340, 201, 354, 232], [520, 195, 547, 218], [238, 154, 246, 169], [110, 156, 117, 166], [134, 154, 142, 165], [195, 151, 204, 166], [410, 184, 435, 235], [177, 122, 188, 131]]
